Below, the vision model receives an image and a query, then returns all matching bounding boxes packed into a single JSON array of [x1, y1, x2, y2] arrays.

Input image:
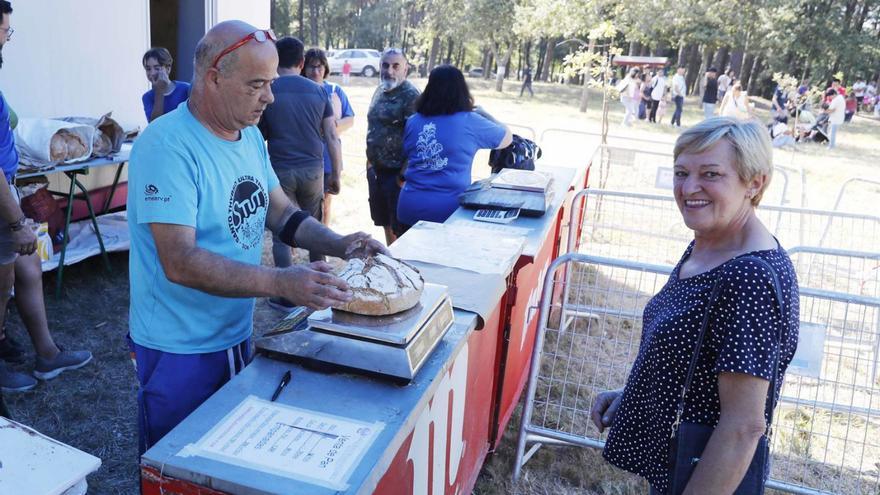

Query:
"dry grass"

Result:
[[1, 75, 878, 494]]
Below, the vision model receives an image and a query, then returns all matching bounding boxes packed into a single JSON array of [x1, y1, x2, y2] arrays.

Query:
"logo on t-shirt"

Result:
[[416, 123, 447, 170], [227, 175, 268, 250], [143, 183, 170, 203]]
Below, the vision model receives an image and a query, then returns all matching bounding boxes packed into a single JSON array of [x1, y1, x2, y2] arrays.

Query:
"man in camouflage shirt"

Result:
[[366, 48, 420, 245]]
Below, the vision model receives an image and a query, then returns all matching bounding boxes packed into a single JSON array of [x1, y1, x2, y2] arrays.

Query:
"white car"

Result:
[[328, 49, 381, 77]]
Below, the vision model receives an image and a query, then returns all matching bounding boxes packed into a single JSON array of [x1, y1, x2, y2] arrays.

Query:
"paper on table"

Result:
[[183, 396, 383, 491], [390, 221, 525, 275]]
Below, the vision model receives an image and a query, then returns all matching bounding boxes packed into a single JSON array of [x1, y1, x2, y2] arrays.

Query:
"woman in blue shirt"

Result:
[[141, 47, 190, 123], [302, 48, 354, 226], [398, 65, 511, 229]]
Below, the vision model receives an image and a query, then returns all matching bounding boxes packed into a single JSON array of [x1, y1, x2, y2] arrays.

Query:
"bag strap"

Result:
[[670, 255, 786, 440]]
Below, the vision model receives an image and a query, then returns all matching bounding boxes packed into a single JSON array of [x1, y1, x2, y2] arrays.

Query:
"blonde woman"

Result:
[[592, 117, 799, 494]]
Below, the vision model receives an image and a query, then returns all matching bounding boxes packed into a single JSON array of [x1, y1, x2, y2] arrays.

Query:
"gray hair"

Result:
[[193, 35, 239, 83], [381, 47, 408, 62], [673, 117, 773, 206]]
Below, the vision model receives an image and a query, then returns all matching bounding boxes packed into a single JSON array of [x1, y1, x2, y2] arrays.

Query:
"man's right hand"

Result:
[[326, 172, 341, 195], [11, 222, 37, 256], [152, 67, 171, 94], [276, 261, 352, 310]]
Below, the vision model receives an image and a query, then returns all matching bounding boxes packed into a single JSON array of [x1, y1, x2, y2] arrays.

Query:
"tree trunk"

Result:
[[444, 38, 454, 64], [495, 49, 510, 91], [579, 38, 596, 113], [694, 46, 714, 95], [297, 0, 304, 40], [747, 56, 763, 95], [456, 45, 465, 68], [540, 37, 556, 82], [729, 50, 744, 77], [428, 36, 441, 71], [535, 38, 547, 80], [685, 44, 702, 94], [307, 0, 319, 45], [740, 52, 754, 89], [677, 43, 687, 67], [628, 40, 637, 56], [713, 46, 729, 72], [484, 50, 494, 79]]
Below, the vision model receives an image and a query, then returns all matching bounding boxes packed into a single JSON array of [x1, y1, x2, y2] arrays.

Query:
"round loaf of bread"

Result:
[[333, 254, 424, 316]]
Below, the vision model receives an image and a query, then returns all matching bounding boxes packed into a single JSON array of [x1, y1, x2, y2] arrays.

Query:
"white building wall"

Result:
[[0, 0, 150, 132], [213, 0, 271, 29]]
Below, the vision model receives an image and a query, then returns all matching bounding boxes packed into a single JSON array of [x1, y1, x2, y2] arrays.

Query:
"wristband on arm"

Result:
[[279, 210, 310, 247]]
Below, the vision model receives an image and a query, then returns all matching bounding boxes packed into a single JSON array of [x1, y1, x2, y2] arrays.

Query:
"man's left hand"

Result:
[[326, 172, 341, 195], [340, 232, 390, 259]]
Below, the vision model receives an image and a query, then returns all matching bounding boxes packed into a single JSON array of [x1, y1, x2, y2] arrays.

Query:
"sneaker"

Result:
[[267, 297, 296, 313], [0, 360, 37, 392], [0, 334, 25, 364], [33, 348, 93, 380]]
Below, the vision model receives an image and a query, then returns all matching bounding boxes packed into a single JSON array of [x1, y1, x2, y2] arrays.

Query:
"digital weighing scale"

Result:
[[255, 283, 454, 381]]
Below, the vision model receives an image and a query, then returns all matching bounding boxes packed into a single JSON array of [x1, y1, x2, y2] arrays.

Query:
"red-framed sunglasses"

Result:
[[211, 29, 276, 70]]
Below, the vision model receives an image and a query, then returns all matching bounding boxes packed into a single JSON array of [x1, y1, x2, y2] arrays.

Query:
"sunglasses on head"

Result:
[[212, 29, 276, 70]]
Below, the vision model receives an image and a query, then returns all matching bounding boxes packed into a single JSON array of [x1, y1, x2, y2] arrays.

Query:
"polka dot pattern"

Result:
[[602, 242, 800, 493]]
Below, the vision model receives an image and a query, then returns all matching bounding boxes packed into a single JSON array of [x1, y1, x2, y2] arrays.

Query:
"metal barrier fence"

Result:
[[514, 253, 880, 494], [831, 178, 880, 214], [567, 190, 880, 263]]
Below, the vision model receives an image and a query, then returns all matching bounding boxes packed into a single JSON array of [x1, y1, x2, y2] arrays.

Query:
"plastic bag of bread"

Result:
[[332, 254, 425, 316], [14, 118, 93, 164], [59, 112, 124, 158]]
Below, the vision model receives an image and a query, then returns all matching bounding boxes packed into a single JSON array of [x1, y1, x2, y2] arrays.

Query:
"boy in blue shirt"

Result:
[[141, 47, 190, 122]]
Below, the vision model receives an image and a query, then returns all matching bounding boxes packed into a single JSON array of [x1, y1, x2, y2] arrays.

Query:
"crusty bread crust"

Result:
[[333, 254, 424, 316]]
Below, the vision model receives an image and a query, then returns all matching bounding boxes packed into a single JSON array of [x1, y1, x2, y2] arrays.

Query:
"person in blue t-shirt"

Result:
[[398, 65, 512, 228], [127, 21, 387, 454], [141, 47, 191, 122], [302, 48, 354, 227]]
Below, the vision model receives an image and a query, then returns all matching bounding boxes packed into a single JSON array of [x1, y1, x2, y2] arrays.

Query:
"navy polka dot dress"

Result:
[[602, 241, 800, 494]]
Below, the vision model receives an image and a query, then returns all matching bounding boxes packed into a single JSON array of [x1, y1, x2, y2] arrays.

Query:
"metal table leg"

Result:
[[101, 162, 126, 214], [53, 170, 112, 298], [54, 172, 79, 299]]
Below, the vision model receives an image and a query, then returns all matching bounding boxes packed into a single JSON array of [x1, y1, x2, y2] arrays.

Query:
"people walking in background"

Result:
[[141, 47, 191, 123], [718, 82, 751, 120], [519, 66, 534, 97], [853, 79, 866, 112], [716, 68, 731, 102], [825, 88, 846, 149], [301, 48, 355, 227], [702, 67, 719, 119], [341, 59, 351, 85], [772, 82, 789, 119], [844, 93, 857, 122], [639, 73, 651, 120], [649, 69, 667, 123], [619, 68, 640, 126], [670, 66, 686, 127]]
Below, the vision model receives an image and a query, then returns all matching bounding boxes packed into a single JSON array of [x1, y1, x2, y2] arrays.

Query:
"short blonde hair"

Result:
[[673, 117, 773, 206]]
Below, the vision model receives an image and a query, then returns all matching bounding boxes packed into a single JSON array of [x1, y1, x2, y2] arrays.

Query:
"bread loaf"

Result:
[[333, 254, 424, 316], [49, 130, 87, 162]]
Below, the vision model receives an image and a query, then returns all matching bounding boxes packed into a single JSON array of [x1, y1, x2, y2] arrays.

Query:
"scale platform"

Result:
[[255, 283, 454, 381]]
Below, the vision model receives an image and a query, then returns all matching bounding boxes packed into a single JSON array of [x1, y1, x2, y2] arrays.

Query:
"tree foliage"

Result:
[[269, 0, 880, 96]]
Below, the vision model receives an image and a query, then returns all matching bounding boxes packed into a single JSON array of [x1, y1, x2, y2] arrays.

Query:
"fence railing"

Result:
[[514, 253, 880, 494]]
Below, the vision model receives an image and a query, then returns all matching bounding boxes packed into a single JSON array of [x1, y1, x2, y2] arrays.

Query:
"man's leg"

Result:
[[367, 166, 397, 246], [673, 96, 683, 126], [0, 261, 36, 393], [14, 253, 92, 380], [703, 102, 714, 119], [290, 168, 325, 262], [271, 169, 302, 269], [649, 100, 659, 122], [827, 124, 839, 149], [133, 337, 251, 454]]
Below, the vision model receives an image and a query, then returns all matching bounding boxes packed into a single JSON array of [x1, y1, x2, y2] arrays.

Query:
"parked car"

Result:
[[467, 67, 494, 78], [328, 49, 381, 77]]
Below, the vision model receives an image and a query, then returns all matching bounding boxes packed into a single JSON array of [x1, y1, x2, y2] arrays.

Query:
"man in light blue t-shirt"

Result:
[[127, 20, 387, 454]]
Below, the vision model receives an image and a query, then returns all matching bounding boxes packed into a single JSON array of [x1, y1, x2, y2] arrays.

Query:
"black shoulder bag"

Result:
[[668, 256, 785, 495]]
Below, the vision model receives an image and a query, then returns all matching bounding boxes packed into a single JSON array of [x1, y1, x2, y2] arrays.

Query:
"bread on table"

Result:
[[333, 254, 424, 316]]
